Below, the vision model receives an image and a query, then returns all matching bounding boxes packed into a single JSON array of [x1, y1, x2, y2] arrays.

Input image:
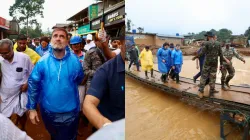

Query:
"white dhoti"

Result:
[[0, 86, 27, 117], [78, 85, 85, 110]]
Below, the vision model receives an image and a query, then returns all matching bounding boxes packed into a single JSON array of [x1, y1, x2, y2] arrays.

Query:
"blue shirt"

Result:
[[87, 54, 125, 122], [197, 47, 205, 65], [35, 45, 50, 56]]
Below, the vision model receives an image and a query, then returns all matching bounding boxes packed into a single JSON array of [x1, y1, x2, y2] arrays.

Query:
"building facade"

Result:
[[126, 33, 184, 47], [0, 17, 10, 39], [89, 0, 125, 38]]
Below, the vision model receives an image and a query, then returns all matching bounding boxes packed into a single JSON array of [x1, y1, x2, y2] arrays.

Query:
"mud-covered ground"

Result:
[[11, 110, 93, 140]]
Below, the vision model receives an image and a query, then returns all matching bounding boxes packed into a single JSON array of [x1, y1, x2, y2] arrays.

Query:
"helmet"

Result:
[[82, 36, 87, 39], [70, 36, 82, 45]]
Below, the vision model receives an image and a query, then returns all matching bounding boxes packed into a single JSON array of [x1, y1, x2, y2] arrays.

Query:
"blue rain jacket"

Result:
[[27, 46, 84, 113], [171, 49, 183, 65], [173, 64, 182, 74], [157, 46, 170, 73], [35, 45, 50, 56], [167, 48, 174, 68]]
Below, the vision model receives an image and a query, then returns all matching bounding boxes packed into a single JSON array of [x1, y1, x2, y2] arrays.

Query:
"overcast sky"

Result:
[[126, 0, 250, 35], [0, 0, 96, 31]]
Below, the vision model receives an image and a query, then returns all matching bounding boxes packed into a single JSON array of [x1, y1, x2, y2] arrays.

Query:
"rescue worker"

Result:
[[35, 36, 50, 56], [69, 36, 86, 106], [171, 44, 183, 84], [192, 31, 225, 98], [70, 36, 89, 136], [157, 42, 170, 83], [139, 46, 154, 79], [0, 39, 33, 131], [221, 43, 246, 90], [27, 28, 84, 140], [14, 34, 40, 64], [128, 44, 140, 71]]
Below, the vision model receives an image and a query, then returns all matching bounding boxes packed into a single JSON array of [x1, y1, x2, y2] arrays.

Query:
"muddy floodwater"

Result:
[[126, 56, 250, 140]]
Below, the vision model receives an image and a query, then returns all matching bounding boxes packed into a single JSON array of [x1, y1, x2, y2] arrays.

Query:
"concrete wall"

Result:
[[126, 33, 155, 46], [127, 33, 183, 47], [155, 36, 183, 46]]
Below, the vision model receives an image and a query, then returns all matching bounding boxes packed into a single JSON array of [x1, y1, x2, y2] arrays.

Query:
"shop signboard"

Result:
[[78, 24, 95, 35], [90, 18, 101, 30], [105, 6, 125, 26], [89, 4, 99, 21]]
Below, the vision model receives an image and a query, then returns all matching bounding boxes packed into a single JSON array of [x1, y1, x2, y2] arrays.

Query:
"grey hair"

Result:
[[0, 39, 13, 49]]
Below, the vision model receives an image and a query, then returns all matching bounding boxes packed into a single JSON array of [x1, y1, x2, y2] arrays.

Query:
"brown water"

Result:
[[126, 56, 250, 139], [126, 77, 244, 140]]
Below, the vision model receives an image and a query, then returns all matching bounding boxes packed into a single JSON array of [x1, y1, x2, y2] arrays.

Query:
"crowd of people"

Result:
[[127, 42, 183, 84], [0, 26, 125, 140], [127, 31, 246, 98]]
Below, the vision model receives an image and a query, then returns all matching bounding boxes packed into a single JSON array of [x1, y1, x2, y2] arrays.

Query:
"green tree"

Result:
[[9, 0, 45, 36], [20, 24, 43, 38], [217, 28, 232, 42], [244, 26, 250, 44], [137, 27, 144, 33], [126, 19, 131, 32], [194, 31, 207, 40], [209, 29, 217, 35]]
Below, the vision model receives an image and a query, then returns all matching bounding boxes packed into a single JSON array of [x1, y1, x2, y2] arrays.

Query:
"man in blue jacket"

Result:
[[26, 27, 84, 140], [171, 44, 183, 84]]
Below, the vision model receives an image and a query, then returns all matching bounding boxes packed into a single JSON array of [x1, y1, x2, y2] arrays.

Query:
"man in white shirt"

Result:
[[0, 39, 33, 131]]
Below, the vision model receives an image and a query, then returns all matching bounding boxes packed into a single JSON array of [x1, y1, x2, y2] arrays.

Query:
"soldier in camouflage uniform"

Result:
[[221, 43, 246, 90], [84, 35, 106, 90], [192, 32, 225, 98]]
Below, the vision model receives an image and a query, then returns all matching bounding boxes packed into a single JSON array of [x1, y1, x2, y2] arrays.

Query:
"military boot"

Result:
[[209, 89, 219, 97], [221, 80, 227, 90], [145, 71, 149, 79], [198, 88, 204, 98], [225, 77, 231, 88]]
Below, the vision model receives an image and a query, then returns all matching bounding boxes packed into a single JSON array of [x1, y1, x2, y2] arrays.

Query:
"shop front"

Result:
[[90, 3, 125, 38], [0, 17, 10, 39], [78, 24, 97, 38]]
